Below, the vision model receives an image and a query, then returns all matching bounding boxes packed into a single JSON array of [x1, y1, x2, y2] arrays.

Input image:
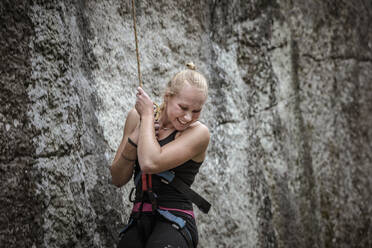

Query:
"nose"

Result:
[[184, 112, 192, 122]]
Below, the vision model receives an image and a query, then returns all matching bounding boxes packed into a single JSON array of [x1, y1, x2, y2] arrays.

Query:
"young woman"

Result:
[[110, 63, 210, 248]]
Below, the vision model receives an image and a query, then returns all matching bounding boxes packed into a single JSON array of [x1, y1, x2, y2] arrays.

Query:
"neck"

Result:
[[159, 113, 173, 131]]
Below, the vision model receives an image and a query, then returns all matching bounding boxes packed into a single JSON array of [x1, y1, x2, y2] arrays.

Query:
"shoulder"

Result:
[[127, 108, 140, 122], [193, 122, 210, 139], [181, 122, 210, 161], [177, 121, 210, 144]]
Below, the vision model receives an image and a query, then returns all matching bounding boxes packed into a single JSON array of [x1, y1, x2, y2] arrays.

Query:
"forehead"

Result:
[[175, 84, 206, 108]]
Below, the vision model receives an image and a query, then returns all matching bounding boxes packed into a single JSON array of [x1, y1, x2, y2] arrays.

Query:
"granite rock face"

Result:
[[1, 0, 371, 247]]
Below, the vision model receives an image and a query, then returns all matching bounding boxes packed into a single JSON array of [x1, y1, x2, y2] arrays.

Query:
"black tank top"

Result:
[[134, 130, 203, 210]]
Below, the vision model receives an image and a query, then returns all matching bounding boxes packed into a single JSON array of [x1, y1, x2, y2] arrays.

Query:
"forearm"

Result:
[[110, 140, 137, 187], [138, 114, 161, 173]]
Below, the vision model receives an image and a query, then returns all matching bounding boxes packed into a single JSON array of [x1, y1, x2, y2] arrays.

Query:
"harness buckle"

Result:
[[160, 178, 169, 184]]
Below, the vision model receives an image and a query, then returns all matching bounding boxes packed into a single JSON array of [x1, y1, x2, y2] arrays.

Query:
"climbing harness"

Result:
[[130, 171, 211, 213], [141, 173, 157, 212], [119, 208, 194, 248], [157, 208, 194, 248], [124, 169, 210, 247], [122, 169, 206, 248], [155, 171, 211, 213]]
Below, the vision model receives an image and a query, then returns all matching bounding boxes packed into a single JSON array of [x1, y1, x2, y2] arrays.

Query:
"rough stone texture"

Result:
[[0, 1, 44, 247], [1, 0, 371, 247]]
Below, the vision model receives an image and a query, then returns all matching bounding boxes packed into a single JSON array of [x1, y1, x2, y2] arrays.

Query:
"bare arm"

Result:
[[138, 113, 210, 174], [110, 108, 140, 187]]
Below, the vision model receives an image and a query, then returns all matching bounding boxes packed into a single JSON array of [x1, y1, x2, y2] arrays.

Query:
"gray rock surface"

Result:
[[1, 0, 371, 247]]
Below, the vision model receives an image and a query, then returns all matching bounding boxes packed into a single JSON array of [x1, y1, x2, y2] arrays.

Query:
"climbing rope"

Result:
[[131, 0, 142, 88], [131, 0, 161, 120]]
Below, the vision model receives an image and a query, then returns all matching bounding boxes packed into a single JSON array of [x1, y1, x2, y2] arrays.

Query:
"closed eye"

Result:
[[179, 105, 188, 111], [179, 105, 201, 113]]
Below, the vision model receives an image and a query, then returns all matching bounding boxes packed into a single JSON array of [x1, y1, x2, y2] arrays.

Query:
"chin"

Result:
[[175, 125, 187, 131], [174, 122, 188, 131]]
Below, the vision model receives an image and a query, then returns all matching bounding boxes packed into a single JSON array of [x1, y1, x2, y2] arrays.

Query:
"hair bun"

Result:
[[186, 62, 196, 70]]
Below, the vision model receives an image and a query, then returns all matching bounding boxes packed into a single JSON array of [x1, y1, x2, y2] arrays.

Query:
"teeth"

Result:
[[178, 118, 187, 125]]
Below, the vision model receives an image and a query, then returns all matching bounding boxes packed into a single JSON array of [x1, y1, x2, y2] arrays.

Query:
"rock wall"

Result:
[[1, 0, 371, 247]]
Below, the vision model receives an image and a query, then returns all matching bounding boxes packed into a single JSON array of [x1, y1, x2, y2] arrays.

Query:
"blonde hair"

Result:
[[156, 63, 208, 119], [165, 62, 208, 98]]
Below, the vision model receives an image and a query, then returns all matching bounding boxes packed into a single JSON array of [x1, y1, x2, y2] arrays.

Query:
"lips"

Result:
[[177, 118, 188, 125]]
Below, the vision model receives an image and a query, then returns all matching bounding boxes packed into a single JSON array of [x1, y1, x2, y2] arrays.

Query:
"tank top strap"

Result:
[[158, 130, 178, 146]]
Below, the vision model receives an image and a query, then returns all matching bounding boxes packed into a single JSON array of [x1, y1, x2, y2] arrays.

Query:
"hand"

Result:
[[129, 111, 160, 142], [135, 87, 154, 117]]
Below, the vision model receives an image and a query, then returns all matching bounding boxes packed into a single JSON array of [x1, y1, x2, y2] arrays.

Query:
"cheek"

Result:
[[168, 105, 182, 117], [174, 108, 183, 116]]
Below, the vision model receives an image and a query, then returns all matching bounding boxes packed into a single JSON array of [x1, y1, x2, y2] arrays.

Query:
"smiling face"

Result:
[[164, 83, 206, 131]]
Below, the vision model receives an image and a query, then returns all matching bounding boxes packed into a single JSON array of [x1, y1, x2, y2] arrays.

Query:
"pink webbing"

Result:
[[132, 202, 195, 218]]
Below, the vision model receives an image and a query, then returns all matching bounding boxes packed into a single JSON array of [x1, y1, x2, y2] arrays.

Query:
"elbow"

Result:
[[140, 164, 155, 174], [111, 177, 124, 188], [140, 161, 159, 174], [109, 166, 125, 188]]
